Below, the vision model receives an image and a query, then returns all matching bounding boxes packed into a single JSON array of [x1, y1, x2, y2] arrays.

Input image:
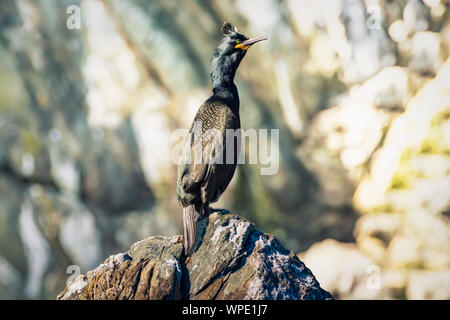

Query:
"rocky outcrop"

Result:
[[57, 211, 332, 300]]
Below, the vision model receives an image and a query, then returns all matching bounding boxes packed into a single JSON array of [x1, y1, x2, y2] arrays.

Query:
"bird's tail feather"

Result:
[[183, 204, 201, 256]]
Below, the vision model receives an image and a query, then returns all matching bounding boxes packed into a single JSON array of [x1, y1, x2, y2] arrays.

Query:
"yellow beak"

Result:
[[235, 36, 268, 50], [235, 43, 251, 50]]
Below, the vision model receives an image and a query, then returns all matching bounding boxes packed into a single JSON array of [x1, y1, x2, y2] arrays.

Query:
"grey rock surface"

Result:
[[57, 211, 332, 300]]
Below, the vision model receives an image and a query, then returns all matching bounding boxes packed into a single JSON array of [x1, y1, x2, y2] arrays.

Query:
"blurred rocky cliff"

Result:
[[0, 0, 449, 299]]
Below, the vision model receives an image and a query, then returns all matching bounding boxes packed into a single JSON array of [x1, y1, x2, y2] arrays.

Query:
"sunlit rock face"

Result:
[[297, 1, 449, 294], [0, 176, 26, 299], [305, 59, 450, 300], [354, 59, 450, 212], [409, 32, 442, 74], [299, 239, 379, 299]]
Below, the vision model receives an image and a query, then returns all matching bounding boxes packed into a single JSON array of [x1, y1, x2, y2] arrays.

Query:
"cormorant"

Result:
[[176, 22, 267, 256]]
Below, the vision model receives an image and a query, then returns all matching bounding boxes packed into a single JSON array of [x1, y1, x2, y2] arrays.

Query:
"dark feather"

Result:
[[221, 21, 237, 35], [183, 204, 201, 256], [176, 99, 240, 208]]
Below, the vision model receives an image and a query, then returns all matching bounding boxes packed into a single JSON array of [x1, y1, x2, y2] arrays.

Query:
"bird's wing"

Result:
[[189, 123, 224, 184], [187, 106, 239, 203]]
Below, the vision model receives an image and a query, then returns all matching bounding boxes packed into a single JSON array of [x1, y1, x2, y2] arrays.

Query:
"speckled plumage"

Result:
[[177, 96, 240, 207], [176, 22, 266, 256]]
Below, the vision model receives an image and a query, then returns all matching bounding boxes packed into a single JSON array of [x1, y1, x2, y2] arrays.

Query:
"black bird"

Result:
[[176, 22, 267, 256]]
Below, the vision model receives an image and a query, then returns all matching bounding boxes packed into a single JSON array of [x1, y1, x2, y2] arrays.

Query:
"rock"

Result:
[[299, 239, 380, 299], [25, 185, 104, 272], [347, 57, 450, 300], [57, 211, 332, 300], [0, 174, 27, 275], [354, 57, 450, 211], [0, 255, 22, 299], [0, 0, 158, 299], [340, 0, 395, 83], [442, 119, 450, 151], [0, 0, 155, 216], [406, 270, 450, 300], [354, 67, 410, 110], [410, 155, 450, 178], [408, 32, 442, 75]]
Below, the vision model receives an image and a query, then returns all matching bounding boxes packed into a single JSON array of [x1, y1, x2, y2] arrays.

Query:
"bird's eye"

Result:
[[236, 40, 240, 44]]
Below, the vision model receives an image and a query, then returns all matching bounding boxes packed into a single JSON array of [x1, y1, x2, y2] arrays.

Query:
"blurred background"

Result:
[[0, 0, 449, 300]]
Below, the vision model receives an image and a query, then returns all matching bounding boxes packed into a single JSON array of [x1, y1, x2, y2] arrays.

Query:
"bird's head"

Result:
[[210, 22, 267, 88]]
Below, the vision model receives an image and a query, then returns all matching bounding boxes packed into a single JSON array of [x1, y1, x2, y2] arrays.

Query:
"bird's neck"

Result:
[[210, 83, 240, 113], [211, 65, 236, 90], [210, 51, 242, 91], [210, 55, 240, 111]]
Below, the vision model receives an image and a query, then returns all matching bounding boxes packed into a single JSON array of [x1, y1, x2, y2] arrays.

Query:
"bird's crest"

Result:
[[221, 21, 238, 35]]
